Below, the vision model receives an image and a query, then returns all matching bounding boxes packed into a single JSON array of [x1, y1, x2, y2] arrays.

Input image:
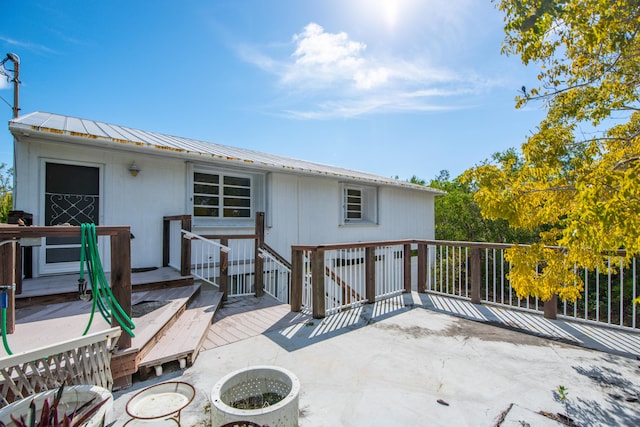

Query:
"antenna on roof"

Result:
[[0, 52, 20, 118]]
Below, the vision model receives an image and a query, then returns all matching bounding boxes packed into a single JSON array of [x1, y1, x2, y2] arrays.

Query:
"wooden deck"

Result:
[[3, 269, 223, 389], [15, 267, 194, 308], [202, 294, 311, 350]]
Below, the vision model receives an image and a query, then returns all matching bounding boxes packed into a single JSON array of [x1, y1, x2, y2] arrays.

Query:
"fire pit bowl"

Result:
[[210, 365, 300, 427]]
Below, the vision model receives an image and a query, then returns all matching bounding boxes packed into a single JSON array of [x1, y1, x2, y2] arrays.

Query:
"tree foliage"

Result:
[[464, 0, 640, 302], [419, 168, 539, 243], [0, 163, 12, 223]]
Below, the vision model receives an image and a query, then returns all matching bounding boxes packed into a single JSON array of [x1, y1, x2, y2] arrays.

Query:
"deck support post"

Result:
[[162, 218, 170, 268], [403, 243, 412, 293], [180, 216, 192, 277], [311, 248, 325, 319], [220, 238, 229, 302], [417, 243, 427, 293], [110, 229, 132, 350], [290, 249, 303, 312], [0, 241, 16, 334], [254, 213, 264, 297], [162, 215, 191, 277], [365, 247, 375, 303], [470, 247, 482, 304], [544, 295, 558, 319]]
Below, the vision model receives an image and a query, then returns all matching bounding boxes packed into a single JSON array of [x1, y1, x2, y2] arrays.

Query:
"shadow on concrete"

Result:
[[264, 293, 417, 351]]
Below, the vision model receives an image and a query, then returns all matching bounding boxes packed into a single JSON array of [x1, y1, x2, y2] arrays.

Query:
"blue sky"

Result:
[[0, 0, 545, 181]]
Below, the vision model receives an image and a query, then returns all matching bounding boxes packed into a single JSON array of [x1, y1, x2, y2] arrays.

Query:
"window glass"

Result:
[[194, 171, 251, 219], [344, 187, 362, 220]]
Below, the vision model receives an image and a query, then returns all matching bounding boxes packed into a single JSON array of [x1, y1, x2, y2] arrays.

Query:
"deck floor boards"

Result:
[[3, 283, 200, 356], [201, 295, 309, 351]]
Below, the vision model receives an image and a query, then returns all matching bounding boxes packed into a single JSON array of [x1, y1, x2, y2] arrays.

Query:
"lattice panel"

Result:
[[0, 328, 120, 408]]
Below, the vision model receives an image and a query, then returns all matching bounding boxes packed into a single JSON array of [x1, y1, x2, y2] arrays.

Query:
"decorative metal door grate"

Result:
[[45, 193, 99, 225]]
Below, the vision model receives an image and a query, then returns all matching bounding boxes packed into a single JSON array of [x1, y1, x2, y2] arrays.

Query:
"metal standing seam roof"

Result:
[[9, 111, 443, 194]]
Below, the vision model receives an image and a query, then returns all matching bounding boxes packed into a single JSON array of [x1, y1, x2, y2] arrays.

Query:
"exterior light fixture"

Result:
[[128, 161, 141, 177]]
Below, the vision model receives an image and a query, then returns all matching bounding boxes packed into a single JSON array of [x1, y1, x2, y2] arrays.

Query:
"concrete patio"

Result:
[[111, 292, 640, 426]]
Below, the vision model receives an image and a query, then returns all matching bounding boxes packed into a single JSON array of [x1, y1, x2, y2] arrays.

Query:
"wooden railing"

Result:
[[0, 226, 134, 349], [292, 240, 640, 331], [291, 241, 413, 318], [165, 213, 292, 301]]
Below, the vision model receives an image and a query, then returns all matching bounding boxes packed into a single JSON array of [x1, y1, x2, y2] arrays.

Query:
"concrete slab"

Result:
[[111, 306, 640, 426]]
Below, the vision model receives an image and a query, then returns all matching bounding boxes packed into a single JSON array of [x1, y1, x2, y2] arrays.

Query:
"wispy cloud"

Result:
[[0, 36, 57, 56], [238, 21, 497, 119]]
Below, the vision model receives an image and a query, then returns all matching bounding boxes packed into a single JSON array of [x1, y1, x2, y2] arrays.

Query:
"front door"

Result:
[[41, 161, 101, 274]]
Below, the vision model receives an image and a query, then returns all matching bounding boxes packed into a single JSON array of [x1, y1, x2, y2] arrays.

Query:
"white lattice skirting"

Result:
[[0, 327, 121, 408]]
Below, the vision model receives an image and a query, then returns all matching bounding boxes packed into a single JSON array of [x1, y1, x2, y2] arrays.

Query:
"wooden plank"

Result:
[[290, 249, 303, 312], [0, 226, 131, 238], [311, 249, 325, 319], [254, 212, 265, 297], [417, 243, 427, 293], [139, 291, 223, 368], [110, 229, 132, 350], [0, 243, 15, 334], [162, 217, 170, 267], [220, 238, 229, 301], [470, 247, 482, 304], [180, 216, 192, 276], [365, 247, 375, 303], [403, 243, 412, 293]]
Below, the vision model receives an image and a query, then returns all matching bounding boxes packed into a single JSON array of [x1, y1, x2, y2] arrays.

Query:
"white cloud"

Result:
[[238, 21, 497, 119]]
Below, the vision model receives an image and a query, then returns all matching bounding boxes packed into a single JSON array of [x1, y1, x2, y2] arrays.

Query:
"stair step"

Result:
[[138, 286, 223, 376], [130, 283, 202, 362]]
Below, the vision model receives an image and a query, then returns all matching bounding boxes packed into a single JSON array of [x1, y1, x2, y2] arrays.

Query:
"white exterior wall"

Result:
[[14, 136, 436, 274], [14, 137, 186, 274], [264, 173, 435, 259]]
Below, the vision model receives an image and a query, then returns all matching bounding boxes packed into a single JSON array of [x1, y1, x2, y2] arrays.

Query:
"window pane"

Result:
[[224, 186, 251, 197], [224, 208, 251, 218], [344, 186, 363, 221], [194, 171, 253, 219], [194, 173, 219, 184], [194, 206, 219, 217], [194, 196, 219, 206], [194, 184, 219, 195], [224, 197, 251, 207], [46, 247, 81, 263], [224, 176, 250, 187]]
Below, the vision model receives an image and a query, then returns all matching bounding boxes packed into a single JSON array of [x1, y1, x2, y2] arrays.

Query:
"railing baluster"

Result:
[[607, 256, 612, 325], [633, 258, 637, 329], [620, 256, 624, 327]]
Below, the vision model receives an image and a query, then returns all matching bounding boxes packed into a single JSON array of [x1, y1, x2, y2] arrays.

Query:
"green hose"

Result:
[[1, 305, 12, 355], [80, 224, 135, 337]]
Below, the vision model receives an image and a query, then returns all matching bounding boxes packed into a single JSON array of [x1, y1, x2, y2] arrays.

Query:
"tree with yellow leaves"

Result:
[[464, 0, 640, 303]]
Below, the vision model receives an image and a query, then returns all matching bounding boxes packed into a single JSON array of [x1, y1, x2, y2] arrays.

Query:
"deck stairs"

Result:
[[136, 282, 223, 379], [110, 281, 223, 387]]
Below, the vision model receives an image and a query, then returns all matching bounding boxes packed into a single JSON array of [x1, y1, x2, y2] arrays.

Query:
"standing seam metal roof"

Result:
[[9, 111, 443, 194]]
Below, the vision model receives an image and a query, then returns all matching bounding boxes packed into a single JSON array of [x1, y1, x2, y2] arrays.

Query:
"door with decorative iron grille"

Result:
[[41, 162, 101, 273]]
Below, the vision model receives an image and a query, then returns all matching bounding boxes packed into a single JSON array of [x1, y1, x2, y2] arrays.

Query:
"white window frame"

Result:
[[340, 183, 378, 226], [189, 165, 265, 227]]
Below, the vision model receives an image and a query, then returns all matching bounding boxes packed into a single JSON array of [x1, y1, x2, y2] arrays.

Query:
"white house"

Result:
[[9, 112, 442, 277]]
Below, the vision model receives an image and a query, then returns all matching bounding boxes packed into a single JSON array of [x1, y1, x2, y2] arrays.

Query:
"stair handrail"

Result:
[[258, 248, 290, 271], [182, 230, 231, 253], [181, 230, 231, 287]]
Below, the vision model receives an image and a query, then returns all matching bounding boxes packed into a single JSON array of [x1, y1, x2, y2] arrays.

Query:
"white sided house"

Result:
[[9, 112, 442, 281]]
